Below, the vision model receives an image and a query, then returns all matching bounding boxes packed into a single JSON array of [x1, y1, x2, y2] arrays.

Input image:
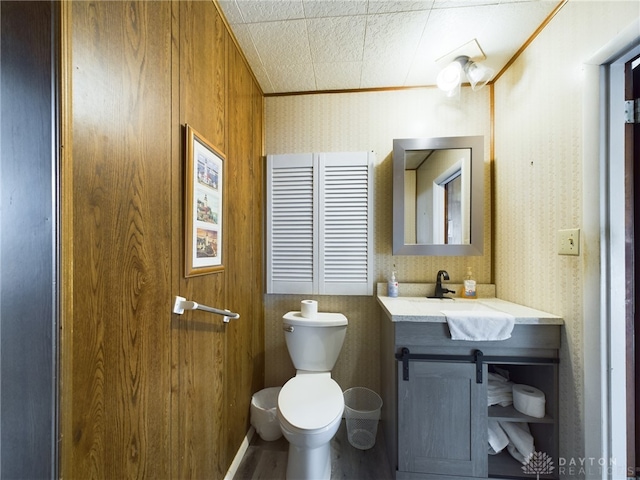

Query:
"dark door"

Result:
[[0, 1, 58, 478]]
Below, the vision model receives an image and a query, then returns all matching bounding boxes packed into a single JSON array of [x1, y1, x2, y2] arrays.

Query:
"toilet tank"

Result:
[[282, 311, 348, 372]]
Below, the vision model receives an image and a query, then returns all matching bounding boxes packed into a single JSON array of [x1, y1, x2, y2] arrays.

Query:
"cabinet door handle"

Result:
[[474, 350, 484, 383]]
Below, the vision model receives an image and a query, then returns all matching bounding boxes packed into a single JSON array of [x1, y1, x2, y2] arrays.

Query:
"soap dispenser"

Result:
[[388, 269, 399, 298], [463, 267, 477, 299]]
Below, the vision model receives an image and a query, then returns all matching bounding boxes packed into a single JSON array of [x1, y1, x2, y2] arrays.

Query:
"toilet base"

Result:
[[286, 441, 331, 480]]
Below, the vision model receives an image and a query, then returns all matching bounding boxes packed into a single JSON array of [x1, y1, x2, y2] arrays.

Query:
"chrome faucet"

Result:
[[430, 270, 456, 299]]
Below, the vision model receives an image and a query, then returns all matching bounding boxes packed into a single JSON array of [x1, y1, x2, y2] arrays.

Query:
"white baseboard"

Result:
[[224, 426, 255, 480]]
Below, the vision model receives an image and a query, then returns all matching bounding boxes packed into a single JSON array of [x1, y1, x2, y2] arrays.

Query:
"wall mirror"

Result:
[[393, 135, 484, 256]]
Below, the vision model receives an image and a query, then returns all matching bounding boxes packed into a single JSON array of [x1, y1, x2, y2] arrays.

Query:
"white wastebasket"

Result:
[[250, 387, 282, 441], [343, 387, 383, 450]]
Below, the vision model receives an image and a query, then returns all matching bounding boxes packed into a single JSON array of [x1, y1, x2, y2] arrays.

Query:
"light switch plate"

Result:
[[557, 228, 580, 255]]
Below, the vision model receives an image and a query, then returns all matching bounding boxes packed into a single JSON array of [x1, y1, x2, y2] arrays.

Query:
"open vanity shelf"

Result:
[[486, 363, 558, 480]]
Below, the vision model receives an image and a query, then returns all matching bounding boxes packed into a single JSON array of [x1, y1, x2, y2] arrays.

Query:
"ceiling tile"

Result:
[[432, 0, 500, 8], [248, 20, 312, 65], [363, 10, 431, 63], [266, 63, 317, 92], [405, 52, 441, 86], [367, 0, 435, 15], [307, 16, 367, 62], [360, 59, 411, 88], [302, 0, 368, 18], [419, 6, 493, 62], [234, 0, 305, 22], [314, 62, 363, 90]]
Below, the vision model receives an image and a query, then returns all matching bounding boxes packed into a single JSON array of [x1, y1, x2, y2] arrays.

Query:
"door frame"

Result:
[[631, 55, 640, 480], [624, 53, 640, 477], [583, 19, 640, 478]]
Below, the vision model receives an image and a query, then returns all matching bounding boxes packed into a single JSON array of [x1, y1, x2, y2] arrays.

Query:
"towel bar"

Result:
[[172, 296, 240, 323]]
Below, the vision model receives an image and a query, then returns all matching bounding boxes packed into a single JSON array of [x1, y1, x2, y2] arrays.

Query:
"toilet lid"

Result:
[[282, 311, 348, 327], [278, 375, 344, 431]]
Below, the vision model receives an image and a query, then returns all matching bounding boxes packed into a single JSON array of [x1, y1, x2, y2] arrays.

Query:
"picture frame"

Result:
[[184, 124, 225, 277]]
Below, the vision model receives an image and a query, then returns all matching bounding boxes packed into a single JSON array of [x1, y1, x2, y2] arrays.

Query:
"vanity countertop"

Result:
[[376, 283, 563, 325]]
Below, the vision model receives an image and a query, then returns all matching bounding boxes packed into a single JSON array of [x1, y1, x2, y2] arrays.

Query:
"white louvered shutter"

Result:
[[267, 154, 316, 294], [267, 152, 373, 295], [318, 152, 373, 295]]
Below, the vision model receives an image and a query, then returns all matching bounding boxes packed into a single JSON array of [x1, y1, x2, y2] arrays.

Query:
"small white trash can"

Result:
[[250, 387, 282, 441], [343, 387, 383, 450]]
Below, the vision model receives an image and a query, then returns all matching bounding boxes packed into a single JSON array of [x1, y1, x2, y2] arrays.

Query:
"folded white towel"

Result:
[[488, 371, 510, 383], [488, 392, 513, 407], [442, 310, 516, 341], [487, 373, 513, 406]]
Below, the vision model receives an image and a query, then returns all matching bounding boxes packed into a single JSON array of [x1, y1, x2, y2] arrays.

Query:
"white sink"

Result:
[[392, 297, 494, 310], [377, 293, 563, 324], [380, 296, 500, 320]]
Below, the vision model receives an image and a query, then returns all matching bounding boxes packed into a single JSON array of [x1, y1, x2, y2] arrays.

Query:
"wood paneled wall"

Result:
[[61, 1, 264, 477]]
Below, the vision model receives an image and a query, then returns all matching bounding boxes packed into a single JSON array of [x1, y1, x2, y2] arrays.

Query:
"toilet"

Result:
[[277, 311, 348, 480]]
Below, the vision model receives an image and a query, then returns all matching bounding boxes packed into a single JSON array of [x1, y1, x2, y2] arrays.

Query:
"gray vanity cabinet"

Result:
[[380, 316, 561, 480], [398, 361, 487, 477]]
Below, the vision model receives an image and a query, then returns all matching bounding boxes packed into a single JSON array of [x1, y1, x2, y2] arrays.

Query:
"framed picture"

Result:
[[184, 124, 225, 277]]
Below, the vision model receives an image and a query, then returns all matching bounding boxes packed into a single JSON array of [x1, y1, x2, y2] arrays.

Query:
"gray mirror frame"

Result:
[[392, 135, 484, 256]]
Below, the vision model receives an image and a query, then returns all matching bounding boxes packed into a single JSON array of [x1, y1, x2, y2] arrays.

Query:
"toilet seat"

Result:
[[278, 374, 344, 431]]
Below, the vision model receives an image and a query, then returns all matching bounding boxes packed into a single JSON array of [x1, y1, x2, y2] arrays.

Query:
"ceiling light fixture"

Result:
[[436, 55, 494, 97], [435, 40, 494, 97]]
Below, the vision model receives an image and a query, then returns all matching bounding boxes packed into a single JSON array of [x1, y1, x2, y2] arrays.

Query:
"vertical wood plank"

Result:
[[250, 75, 266, 406], [177, 1, 228, 477], [169, 1, 181, 479], [68, 2, 172, 477], [59, 0, 75, 476], [225, 44, 264, 455]]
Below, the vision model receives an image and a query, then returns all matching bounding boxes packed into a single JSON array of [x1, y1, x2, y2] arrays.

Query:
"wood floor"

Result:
[[233, 420, 393, 479]]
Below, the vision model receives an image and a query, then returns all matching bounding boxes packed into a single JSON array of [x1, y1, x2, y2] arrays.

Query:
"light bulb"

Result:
[[436, 61, 463, 96], [464, 61, 494, 91]]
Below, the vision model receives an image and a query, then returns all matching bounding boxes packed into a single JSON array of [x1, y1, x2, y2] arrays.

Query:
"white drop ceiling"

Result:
[[217, 0, 561, 95]]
